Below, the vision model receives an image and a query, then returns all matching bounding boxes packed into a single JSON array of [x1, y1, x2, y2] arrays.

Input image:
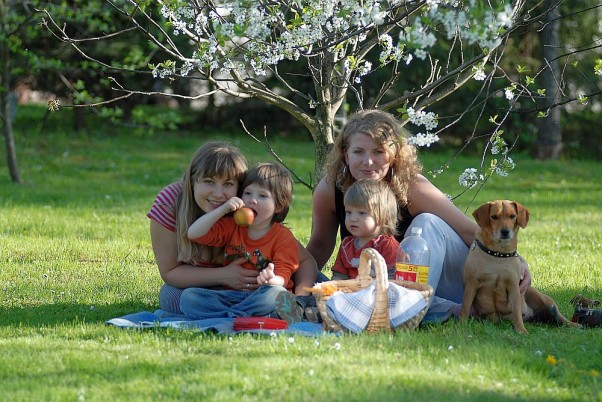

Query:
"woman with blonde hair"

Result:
[[148, 141, 317, 315], [307, 110, 531, 322]]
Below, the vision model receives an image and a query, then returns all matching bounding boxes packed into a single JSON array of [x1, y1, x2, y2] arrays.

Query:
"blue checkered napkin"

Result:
[[326, 282, 376, 333], [325, 282, 428, 333], [388, 283, 428, 328]]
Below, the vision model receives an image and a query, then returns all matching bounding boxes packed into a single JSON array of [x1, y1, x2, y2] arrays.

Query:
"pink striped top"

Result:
[[148, 182, 226, 268], [147, 182, 181, 232]]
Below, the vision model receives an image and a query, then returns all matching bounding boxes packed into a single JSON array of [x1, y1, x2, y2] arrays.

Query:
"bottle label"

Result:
[[395, 262, 429, 284]]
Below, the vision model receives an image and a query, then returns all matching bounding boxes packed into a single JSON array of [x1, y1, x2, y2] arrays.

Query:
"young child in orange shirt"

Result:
[[179, 162, 299, 319]]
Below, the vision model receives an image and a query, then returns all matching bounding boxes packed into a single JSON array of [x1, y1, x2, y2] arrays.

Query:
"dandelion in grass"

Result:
[[332, 342, 341, 350], [546, 355, 558, 366], [288, 337, 295, 344], [314, 339, 320, 347]]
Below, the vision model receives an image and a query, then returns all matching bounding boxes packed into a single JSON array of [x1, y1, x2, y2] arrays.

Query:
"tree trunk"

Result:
[[0, 1, 23, 184], [535, 0, 562, 160], [308, 50, 348, 185], [1, 92, 23, 184]]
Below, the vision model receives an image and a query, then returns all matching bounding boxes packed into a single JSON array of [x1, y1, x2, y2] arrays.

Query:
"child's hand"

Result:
[[223, 197, 245, 214], [257, 263, 276, 285]]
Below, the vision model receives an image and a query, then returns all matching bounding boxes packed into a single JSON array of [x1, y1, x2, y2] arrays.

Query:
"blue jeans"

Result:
[[407, 213, 469, 317], [179, 285, 287, 319]]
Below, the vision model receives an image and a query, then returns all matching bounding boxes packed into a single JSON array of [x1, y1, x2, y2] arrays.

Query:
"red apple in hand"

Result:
[[234, 207, 255, 226]]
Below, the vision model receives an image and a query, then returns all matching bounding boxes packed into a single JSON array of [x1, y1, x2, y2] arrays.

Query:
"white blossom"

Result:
[[459, 168, 484, 188], [155, 0, 516, 96], [494, 157, 515, 176], [406, 107, 438, 131], [473, 66, 486, 81], [408, 133, 440, 147], [490, 139, 508, 155]]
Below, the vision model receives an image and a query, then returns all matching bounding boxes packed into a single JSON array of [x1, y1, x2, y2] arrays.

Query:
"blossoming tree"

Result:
[[43, 0, 530, 189]]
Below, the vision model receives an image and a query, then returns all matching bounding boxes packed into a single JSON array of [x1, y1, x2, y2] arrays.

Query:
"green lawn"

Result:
[[1, 106, 600, 401]]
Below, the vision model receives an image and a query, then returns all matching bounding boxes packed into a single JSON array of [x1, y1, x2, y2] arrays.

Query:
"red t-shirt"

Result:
[[332, 234, 399, 279]]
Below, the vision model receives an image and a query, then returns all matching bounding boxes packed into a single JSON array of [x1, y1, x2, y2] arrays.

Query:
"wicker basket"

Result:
[[313, 248, 433, 333]]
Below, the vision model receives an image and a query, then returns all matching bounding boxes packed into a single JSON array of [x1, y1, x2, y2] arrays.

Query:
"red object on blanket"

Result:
[[233, 317, 288, 331]]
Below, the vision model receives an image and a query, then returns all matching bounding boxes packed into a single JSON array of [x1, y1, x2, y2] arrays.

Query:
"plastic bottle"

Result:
[[395, 227, 430, 284]]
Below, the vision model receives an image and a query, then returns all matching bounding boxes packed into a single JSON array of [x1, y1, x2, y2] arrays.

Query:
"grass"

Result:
[[1, 105, 601, 401]]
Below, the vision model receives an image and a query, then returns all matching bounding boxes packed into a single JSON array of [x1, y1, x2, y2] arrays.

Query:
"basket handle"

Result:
[[360, 248, 391, 333], [357, 248, 388, 291]]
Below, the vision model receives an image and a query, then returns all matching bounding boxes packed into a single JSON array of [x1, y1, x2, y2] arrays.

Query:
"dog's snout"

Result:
[[500, 228, 511, 239]]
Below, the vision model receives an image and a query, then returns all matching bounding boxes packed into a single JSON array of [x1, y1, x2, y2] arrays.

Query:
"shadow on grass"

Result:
[[1, 287, 598, 330], [0, 301, 156, 327]]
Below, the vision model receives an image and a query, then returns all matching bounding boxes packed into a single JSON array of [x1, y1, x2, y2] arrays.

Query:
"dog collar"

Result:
[[473, 239, 518, 258]]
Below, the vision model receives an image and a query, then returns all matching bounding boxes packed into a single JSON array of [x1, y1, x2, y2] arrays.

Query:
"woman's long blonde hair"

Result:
[[323, 109, 422, 206], [176, 141, 247, 263]]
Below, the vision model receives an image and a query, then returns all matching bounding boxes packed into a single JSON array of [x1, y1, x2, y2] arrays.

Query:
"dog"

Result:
[[459, 200, 581, 333]]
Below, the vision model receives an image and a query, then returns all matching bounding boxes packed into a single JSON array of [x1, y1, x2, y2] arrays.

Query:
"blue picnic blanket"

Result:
[[106, 310, 325, 337]]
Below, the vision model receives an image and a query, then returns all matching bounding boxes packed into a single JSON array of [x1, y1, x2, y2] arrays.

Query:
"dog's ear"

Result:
[[513, 202, 530, 228], [472, 202, 492, 228]]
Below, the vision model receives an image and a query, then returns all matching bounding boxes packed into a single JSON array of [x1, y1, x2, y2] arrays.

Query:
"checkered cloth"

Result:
[[326, 282, 428, 333]]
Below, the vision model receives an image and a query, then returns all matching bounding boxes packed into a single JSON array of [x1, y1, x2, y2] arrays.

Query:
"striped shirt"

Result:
[[147, 182, 181, 232]]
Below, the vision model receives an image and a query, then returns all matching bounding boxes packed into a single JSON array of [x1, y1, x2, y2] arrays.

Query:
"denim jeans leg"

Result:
[[295, 295, 317, 309], [316, 271, 330, 282], [233, 285, 287, 317], [179, 288, 246, 319], [406, 213, 469, 315]]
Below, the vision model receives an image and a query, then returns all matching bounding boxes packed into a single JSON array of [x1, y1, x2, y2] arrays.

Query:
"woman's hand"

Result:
[[221, 257, 259, 291]]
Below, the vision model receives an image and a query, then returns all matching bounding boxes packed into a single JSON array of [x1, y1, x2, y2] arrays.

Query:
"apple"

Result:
[[234, 207, 255, 226]]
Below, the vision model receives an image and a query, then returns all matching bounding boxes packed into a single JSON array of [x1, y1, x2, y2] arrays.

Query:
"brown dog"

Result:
[[459, 200, 580, 333]]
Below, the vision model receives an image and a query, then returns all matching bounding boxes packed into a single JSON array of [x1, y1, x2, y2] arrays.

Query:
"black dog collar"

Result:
[[473, 239, 518, 258]]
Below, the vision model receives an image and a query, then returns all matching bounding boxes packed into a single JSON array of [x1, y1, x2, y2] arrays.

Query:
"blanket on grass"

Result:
[[106, 310, 325, 337]]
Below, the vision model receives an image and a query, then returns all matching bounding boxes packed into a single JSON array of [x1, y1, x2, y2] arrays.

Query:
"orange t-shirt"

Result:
[[193, 217, 299, 291]]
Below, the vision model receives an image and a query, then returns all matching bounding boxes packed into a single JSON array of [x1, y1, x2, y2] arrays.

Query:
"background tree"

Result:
[[536, 0, 562, 160], [40, 1, 533, 186], [1, 0, 35, 183], [1, 0, 198, 183], [36, 1, 602, 188]]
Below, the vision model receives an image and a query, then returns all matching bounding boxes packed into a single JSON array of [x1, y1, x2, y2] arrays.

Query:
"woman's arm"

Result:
[[187, 197, 242, 240], [150, 220, 258, 290], [306, 178, 340, 270], [406, 174, 477, 246]]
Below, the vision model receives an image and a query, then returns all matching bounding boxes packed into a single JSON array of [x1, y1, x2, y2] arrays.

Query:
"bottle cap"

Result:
[[410, 226, 422, 236]]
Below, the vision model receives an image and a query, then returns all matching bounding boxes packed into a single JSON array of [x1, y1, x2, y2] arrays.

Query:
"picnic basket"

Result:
[[313, 248, 433, 333]]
